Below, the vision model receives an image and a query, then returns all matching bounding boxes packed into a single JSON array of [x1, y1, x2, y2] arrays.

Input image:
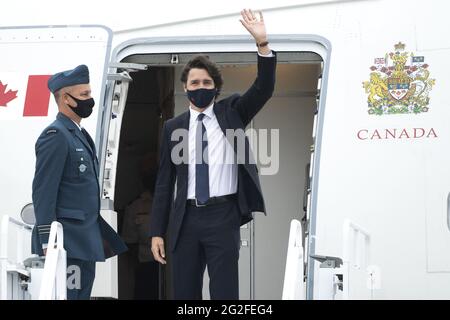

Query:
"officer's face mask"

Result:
[[186, 88, 217, 109], [66, 93, 95, 118]]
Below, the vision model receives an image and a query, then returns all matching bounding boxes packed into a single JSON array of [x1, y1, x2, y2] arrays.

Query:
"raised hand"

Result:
[[239, 9, 271, 55], [239, 9, 267, 44]]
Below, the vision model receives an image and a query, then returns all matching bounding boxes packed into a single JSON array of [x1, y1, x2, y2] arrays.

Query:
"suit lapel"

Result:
[[81, 128, 99, 176], [214, 103, 239, 155], [214, 102, 259, 190], [56, 113, 98, 177], [81, 128, 97, 158], [74, 129, 94, 156], [179, 111, 190, 179], [181, 110, 190, 131], [73, 129, 99, 179], [56, 113, 93, 155], [213, 103, 228, 136]]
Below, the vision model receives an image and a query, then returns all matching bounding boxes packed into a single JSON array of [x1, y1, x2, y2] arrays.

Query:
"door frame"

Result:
[[100, 34, 332, 299]]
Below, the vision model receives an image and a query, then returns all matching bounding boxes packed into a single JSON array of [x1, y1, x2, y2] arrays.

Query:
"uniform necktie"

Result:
[[81, 128, 94, 155], [195, 113, 209, 204]]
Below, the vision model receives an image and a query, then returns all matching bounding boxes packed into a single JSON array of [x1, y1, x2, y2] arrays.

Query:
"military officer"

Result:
[[31, 64, 127, 300]]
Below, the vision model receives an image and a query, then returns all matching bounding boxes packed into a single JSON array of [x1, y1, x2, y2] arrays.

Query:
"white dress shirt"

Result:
[[71, 119, 82, 131], [258, 50, 274, 58], [187, 103, 238, 199]]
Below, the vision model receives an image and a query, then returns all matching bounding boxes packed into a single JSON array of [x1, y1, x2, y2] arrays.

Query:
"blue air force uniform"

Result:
[[31, 112, 127, 260], [31, 65, 127, 299]]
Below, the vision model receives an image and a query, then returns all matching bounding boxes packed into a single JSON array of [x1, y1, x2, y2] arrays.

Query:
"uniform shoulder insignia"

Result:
[[46, 129, 58, 135]]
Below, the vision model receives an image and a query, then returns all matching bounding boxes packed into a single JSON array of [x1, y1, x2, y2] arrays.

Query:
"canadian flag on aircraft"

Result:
[[0, 74, 51, 118]]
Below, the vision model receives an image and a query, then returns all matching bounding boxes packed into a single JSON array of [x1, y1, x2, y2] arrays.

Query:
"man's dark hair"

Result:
[[180, 55, 223, 97]]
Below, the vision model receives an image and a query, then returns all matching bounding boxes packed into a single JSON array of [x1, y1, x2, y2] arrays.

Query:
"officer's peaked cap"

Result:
[[48, 64, 90, 93]]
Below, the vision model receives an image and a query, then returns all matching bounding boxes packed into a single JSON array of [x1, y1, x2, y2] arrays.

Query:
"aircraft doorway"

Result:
[[114, 67, 174, 299], [112, 51, 322, 299]]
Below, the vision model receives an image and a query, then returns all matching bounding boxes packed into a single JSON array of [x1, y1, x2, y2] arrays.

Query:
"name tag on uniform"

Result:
[[76, 148, 84, 152]]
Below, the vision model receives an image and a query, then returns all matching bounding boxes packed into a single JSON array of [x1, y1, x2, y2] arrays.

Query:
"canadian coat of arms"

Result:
[[363, 42, 435, 115]]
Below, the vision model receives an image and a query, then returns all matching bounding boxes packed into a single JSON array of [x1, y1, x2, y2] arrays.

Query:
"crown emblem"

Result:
[[394, 42, 406, 51]]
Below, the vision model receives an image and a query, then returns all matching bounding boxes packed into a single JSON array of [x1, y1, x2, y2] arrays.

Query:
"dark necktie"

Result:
[[81, 128, 98, 176], [81, 128, 96, 158], [196, 113, 209, 204]]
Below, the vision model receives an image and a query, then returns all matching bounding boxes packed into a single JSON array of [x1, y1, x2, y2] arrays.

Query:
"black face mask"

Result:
[[66, 93, 95, 118], [187, 88, 217, 109]]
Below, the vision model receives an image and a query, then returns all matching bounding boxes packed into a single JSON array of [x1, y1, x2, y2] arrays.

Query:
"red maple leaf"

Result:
[[0, 81, 18, 107]]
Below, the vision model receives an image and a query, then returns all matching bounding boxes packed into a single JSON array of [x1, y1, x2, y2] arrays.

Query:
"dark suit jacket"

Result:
[[149, 52, 277, 251], [31, 112, 127, 261]]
